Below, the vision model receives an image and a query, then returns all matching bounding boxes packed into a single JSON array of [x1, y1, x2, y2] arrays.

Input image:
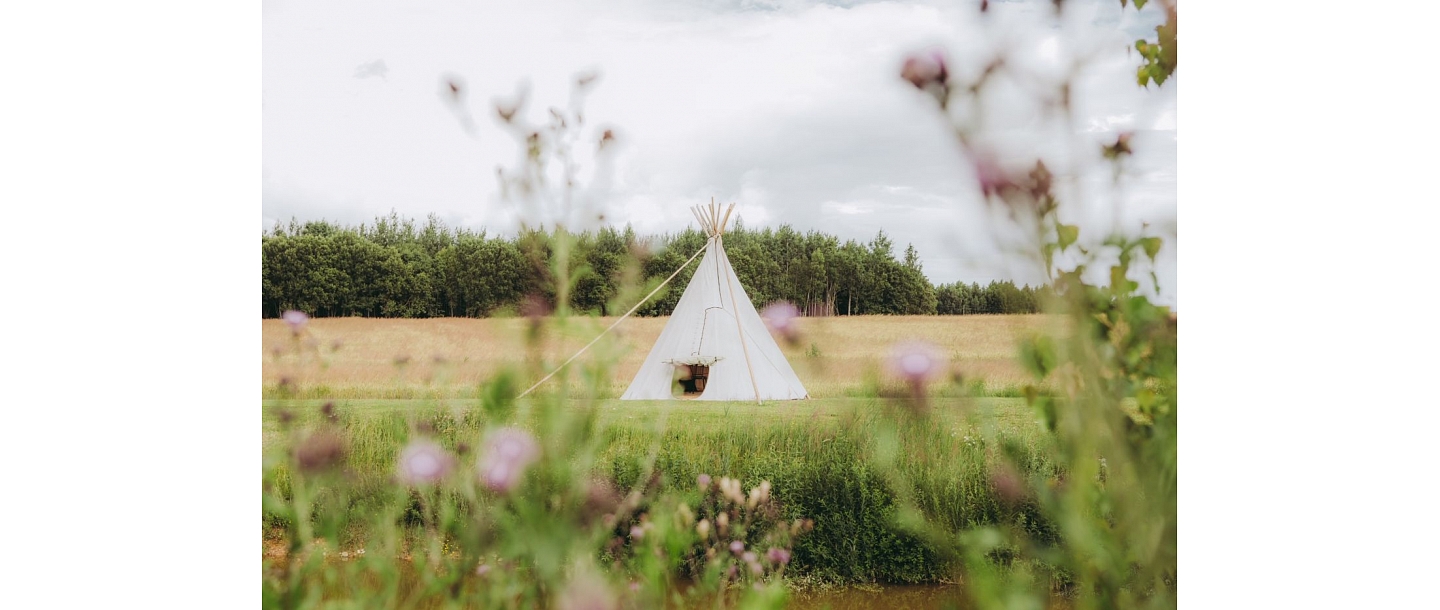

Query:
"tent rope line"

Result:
[[515, 240, 711, 400]]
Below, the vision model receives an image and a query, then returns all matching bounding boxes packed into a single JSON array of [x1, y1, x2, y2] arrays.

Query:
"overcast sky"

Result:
[[263, 0, 1176, 306]]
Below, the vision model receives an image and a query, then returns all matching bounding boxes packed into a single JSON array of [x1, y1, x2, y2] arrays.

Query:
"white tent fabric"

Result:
[[621, 236, 808, 401]]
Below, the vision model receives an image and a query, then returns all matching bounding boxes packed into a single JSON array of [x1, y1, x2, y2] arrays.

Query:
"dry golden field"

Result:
[[262, 315, 1058, 399]]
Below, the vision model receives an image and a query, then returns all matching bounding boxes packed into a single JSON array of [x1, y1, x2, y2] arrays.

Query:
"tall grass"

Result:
[[263, 397, 1058, 586]]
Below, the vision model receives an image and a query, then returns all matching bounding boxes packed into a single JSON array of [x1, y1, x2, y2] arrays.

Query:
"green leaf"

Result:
[[1134, 0, 1148, 9], [1140, 236, 1162, 260], [1057, 224, 1079, 250]]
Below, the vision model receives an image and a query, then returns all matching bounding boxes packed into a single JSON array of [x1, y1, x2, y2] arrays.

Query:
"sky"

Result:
[[262, 0, 1177, 306]]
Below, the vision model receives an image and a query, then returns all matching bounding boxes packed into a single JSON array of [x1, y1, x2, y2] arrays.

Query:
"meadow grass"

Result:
[[263, 315, 1067, 586], [263, 395, 1056, 585]]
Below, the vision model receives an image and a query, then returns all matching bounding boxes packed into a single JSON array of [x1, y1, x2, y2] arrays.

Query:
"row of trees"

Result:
[[260, 213, 1047, 318]]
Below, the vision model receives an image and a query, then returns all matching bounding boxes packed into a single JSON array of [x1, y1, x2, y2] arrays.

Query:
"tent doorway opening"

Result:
[[677, 364, 710, 396]]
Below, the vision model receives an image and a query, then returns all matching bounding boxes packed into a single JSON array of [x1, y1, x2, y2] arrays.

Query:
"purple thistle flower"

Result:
[[972, 154, 1018, 199], [697, 473, 712, 490], [629, 526, 645, 541], [396, 439, 454, 485], [766, 548, 791, 565], [730, 540, 745, 555], [761, 302, 801, 342], [889, 341, 942, 384], [282, 310, 309, 333], [477, 427, 540, 493], [901, 50, 948, 89], [295, 430, 345, 473]]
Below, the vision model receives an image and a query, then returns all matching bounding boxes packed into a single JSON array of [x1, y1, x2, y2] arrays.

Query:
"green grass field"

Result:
[[263, 316, 1061, 586]]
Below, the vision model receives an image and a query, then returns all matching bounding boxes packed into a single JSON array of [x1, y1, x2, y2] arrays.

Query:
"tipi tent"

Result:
[[621, 202, 808, 402]]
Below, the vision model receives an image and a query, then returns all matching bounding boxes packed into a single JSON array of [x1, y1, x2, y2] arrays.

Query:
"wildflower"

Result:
[[730, 540, 745, 555], [766, 548, 791, 565], [746, 480, 772, 509], [696, 519, 712, 540], [972, 154, 1017, 199], [890, 341, 941, 381], [742, 551, 757, 563], [697, 473, 712, 490], [629, 526, 645, 541], [477, 427, 540, 493], [719, 477, 745, 505], [282, 310, 309, 334], [889, 341, 944, 406], [761, 302, 801, 344], [748, 559, 763, 576], [900, 50, 948, 90], [716, 512, 730, 534], [396, 439, 454, 485], [295, 430, 345, 473], [475, 563, 491, 577]]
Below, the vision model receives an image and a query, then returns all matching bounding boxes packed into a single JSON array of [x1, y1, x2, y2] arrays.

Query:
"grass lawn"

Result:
[[262, 397, 1036, 431]]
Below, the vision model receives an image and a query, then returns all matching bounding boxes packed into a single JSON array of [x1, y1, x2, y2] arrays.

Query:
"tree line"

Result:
[[261, 213, 1048, 318]]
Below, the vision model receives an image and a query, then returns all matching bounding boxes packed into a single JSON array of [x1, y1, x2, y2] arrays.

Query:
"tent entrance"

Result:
[[677, 364, 711, 395]]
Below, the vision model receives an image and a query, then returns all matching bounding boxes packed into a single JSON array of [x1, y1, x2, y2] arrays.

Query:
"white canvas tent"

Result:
[[620, 202, 808, 402]]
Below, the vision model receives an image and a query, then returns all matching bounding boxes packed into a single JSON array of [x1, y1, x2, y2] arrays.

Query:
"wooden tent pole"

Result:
[[720, 202, 735, 234], [690, 206, 709, 234], [516, 242, 710, 399], [718, 236, 763, 405]]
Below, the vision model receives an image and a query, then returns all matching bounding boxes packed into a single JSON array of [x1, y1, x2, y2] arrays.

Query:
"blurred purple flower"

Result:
[[282, 310, 309, 333], [697, 473, 712, 490], [629, 526, 645, 541], [889, 341, 942, 383], [761, 302, 801, 343], [901, 51, 947, 88], [729, 540, 745, 555], [397, 439, 454, 485], [477, 427, 540, 493], [766, 548, 791, 565], [973, 154, 1017, 199], [742, 551, 757, 563], [901, 50, 948, 89], [295, 430, 345, 473]]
